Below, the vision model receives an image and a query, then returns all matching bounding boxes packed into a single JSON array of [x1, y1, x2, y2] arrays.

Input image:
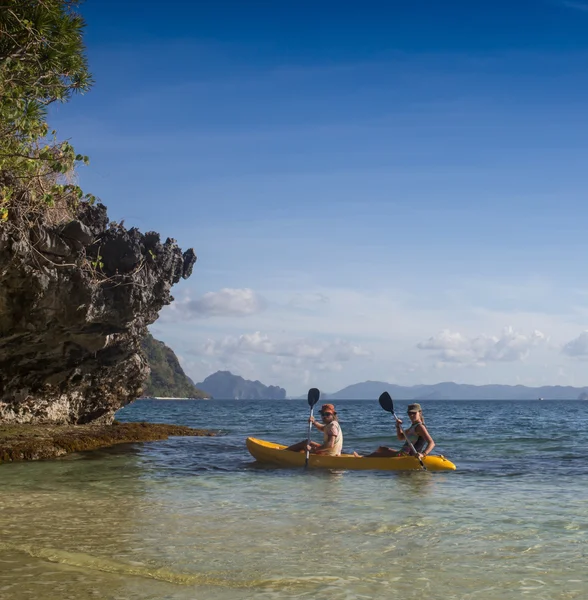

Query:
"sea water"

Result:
[[0, 399, 586, 599]]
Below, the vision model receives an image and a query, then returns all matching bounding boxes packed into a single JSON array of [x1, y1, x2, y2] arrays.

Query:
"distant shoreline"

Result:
[[138, 397, 212, 400]]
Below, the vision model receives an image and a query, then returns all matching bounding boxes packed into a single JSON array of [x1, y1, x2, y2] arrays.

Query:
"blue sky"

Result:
[[52, 0, 588, 395]]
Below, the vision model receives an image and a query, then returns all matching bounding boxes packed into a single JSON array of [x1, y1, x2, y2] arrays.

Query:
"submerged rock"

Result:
[[0, 421, 215, 463], [0, 202, 196, 425]]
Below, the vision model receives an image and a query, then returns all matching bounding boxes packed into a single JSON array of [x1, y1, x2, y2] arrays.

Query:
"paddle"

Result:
[[305, 388, 321, 468], [378, 391, 427, 471]]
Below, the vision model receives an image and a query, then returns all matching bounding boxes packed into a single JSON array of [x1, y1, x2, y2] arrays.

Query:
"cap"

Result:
[[320, 403, 336, 414], [407, 403, 422, 413]]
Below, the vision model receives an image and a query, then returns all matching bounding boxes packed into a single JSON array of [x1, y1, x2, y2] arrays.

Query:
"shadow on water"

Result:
[[243, 457, 441, 499]]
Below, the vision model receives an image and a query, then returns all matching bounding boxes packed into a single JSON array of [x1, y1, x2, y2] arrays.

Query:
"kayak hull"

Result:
[[246, 437, 456, 472]]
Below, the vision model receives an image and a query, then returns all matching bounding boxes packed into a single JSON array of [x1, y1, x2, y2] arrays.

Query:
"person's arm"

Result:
[[416, 424, 435, 457], [395, 418, 405, 441], [315, 436, 335, 455]]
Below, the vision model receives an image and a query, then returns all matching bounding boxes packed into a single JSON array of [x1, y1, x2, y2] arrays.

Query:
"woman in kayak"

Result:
[[285, 403, 343, 456], [355, 403, 435, 458]]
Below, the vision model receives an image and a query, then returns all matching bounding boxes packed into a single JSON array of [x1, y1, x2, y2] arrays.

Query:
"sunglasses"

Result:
[[321, 412, 333, 417], [407, 411, 418, 416]]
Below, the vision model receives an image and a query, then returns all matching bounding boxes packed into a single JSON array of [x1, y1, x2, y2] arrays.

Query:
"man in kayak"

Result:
[[285, 403, 344, 456], [354, 403, 435, 458]]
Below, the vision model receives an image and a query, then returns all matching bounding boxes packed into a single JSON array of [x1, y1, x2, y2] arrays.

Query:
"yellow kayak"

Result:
[[246, 437, 457, 472]]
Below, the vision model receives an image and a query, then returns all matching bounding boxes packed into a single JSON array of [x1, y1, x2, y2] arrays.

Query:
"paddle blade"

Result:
[[307, 388, 320, 407], [378, 391, 394, 413]]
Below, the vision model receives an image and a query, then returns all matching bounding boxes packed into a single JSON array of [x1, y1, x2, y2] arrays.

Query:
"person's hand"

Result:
[[306, 444, 313, 452], [309, 415, 316, 424], [395, 417, 403, 426], [417, 453, 425, 460]]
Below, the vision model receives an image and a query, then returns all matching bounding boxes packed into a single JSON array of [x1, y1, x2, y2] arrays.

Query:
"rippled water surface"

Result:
[[1, 399, 587, 599]]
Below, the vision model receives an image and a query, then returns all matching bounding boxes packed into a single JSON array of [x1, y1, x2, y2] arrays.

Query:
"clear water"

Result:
[[1, 399, 587, 599]]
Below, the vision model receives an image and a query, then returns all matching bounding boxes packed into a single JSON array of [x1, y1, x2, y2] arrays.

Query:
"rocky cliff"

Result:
[[0, 201, 196, 424], [141, 334, 209, 398]]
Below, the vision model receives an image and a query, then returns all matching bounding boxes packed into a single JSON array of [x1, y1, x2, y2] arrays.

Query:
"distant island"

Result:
[[140, 334, 209, 399], [196, 371, 286, 400], [138, 340, 588, 401], [317, 380, 588, 401]]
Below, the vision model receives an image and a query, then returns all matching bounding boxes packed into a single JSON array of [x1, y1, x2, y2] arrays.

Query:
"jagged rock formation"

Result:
[[141, 333, 209, 398], [0, 202, 196, 424], [196, 370, 287, 400]]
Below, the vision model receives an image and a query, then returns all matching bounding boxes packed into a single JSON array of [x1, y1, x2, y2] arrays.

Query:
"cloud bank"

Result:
[[199, 331, 371, 374], [417, 326, 547, 366], [562, 331, 588, 358], [164, 288, 266, 319]]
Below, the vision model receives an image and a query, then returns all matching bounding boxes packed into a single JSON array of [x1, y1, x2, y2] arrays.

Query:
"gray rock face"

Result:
[[0, 202, 196, 424], [196, 371, 287, 400]]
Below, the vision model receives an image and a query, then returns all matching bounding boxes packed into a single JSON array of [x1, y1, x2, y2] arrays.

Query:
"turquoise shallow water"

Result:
[[1, 399, 587, 599]]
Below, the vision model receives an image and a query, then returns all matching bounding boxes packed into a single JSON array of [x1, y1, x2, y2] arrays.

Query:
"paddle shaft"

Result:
[[305, 405, 315, 467], [304, 388, 320, 468]]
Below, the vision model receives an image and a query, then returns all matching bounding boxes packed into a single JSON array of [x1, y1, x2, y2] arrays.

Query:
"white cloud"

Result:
[[166, 288, 266, 319], [176, 331, 372, 393], [417, 326, 547, 366], [562, 331, 588, 358], [203, 331, 371, 368], [203, 331, 275, 355], [153, 279, 588, 394]]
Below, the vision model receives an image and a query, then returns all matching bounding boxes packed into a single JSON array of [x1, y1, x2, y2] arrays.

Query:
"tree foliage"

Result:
[[0, 0, 94, 222]]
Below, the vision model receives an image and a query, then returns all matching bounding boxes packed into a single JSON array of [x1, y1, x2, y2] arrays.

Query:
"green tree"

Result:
[[0, 0, 94, 222]]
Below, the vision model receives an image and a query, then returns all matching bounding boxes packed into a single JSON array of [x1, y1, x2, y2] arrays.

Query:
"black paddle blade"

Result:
[[378, 391, 394, 413], [307, 388, 320, 407]]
